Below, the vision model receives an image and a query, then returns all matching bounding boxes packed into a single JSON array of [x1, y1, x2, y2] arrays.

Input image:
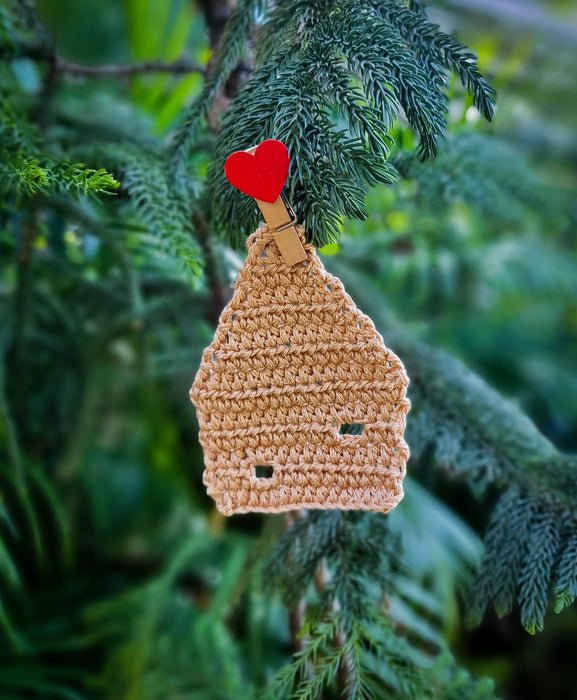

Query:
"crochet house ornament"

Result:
[[190, 140, 410, 515]]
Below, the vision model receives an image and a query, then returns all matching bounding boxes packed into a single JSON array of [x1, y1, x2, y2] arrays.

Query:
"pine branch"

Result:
[[256, 1, 336, 67], [97, 145, 203, 283], [0, 94, 37, 152], [431, 651, 499, 700], [492, 493, 539, 619], [325, 6, 449, 159], [393, 131, 563, 227], [395, 337, 564, 490], [466, 488, 523, 625], [370, 0, 496, 121], [553, 527, 577, 613], [518, 508, 560, 634], [86, 534, 255, 699], [468, 486, 572, 633], [0, 156, 120, 197], [397, 338, 577, 631], [264, 617, 342, 699], [328, 258, 577, 633], [262, 510, 495, 697], [0, 158, 119, 197], [0, 96, 120, 198], [171, 0, 495, 246]]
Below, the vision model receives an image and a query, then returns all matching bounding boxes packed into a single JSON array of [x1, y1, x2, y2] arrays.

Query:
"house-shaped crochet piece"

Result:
[[190, 225, 410, 515]]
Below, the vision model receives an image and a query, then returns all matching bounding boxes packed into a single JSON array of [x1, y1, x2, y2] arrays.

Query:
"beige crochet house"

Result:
[[190, 225, 410, 515]]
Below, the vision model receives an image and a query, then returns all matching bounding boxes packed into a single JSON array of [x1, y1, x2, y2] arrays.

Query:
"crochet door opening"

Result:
[[255, 465, 274, 479]]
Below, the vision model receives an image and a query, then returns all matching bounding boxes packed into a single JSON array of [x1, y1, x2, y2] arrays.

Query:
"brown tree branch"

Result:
[[315, 560, 354, 699], [192, 212, 232, 325], [1, 43, 205, 77], [54, 56, 205, 78], [195, 0, 253, 132]]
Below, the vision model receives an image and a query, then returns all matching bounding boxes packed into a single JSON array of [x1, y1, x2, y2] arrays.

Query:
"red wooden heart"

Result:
[[224, 139, 290, 203]]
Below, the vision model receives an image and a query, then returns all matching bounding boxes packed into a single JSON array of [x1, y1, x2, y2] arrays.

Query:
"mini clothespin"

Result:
[[224, 140, 307, 266]]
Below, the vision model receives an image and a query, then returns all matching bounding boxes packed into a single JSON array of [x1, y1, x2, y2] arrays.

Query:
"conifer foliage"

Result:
[[1, 0, 576, 698], [179, 0, 496, 246]]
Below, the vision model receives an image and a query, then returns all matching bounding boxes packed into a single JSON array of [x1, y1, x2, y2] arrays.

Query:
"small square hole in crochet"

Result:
[[339, 423, 365, 436], [255, 465, 274, 479]]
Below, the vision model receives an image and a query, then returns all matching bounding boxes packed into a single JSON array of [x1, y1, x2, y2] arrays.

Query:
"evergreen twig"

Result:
[[54, 56, 205, 78]]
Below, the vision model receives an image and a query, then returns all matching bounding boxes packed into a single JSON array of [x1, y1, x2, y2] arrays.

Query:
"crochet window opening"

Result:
[[255, 465, 274, 479]]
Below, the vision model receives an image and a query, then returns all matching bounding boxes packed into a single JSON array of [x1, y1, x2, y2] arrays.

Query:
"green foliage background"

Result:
[[0, 0, 576, 698]]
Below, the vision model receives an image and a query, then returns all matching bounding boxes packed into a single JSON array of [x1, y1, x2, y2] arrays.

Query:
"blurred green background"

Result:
[[1, 0, 576, 698]]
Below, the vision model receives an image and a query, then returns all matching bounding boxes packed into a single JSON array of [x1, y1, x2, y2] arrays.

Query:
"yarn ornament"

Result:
[[190, 142, 410, 516]]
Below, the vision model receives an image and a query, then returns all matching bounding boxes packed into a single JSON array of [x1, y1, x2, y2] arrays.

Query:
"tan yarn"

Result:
[[190, 225, 410, 516]]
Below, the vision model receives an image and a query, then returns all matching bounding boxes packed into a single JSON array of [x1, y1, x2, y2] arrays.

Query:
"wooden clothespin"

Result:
[[224, 140, 307, 266], [249, 170, 307, 266]]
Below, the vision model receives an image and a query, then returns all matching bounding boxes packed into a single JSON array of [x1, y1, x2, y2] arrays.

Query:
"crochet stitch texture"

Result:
[[190, 225, 410, 515]]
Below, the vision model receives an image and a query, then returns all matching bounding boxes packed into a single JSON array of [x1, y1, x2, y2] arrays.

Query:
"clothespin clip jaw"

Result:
[[224, 140, 308, 266]]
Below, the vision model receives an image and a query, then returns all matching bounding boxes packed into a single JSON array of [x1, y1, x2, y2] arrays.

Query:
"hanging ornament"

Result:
[[190, 140, 410, 516]]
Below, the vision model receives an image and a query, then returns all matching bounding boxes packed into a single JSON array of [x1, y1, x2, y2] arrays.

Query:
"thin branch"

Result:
[[315, 560, 354, 699], [286, 511, 308, 655], [54, 56, 206, 78], [197, 0, 253, 131], [1, 43, 205, 77], [192, 212, 232, 325], [284, 511, 316, 690]]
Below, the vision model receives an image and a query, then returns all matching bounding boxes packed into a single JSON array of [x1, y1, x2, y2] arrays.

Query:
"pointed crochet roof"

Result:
[[190, 225, 410, 515]]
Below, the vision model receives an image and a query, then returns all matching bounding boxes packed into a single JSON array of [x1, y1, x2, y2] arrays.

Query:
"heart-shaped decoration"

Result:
[[224, 139, 290, 204]]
